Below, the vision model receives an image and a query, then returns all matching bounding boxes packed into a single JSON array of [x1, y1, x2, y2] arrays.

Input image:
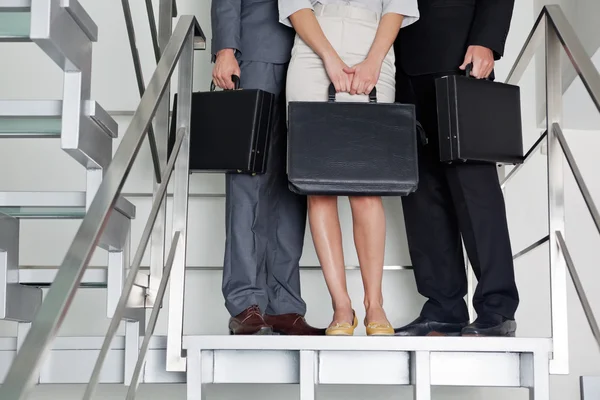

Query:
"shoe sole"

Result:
[[426, 331, 462, 337], [462, 332, 516, 337], [229, 327, 273, 335]]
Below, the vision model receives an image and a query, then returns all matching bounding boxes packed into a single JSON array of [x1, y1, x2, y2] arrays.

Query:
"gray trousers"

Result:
[[222, 60, 308, 317]]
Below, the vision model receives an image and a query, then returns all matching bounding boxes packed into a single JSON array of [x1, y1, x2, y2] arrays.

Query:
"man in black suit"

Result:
[[394, 0, 519, 337]]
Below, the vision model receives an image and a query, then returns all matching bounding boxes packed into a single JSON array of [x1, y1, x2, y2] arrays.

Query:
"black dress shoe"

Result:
[[461, 318, 517, 337], [394, 316, 468, 336]]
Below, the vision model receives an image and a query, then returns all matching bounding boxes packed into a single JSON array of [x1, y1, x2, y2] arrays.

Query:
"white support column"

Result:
[[16, 323, 39, 385], [299, 350, 317, 400], [412, 351, 431, 400], [107, 247, 125, 319], [124, 320, 140, 386], [186, 349, 206, 400], [0, 214, 41, 322], [522, 353, 550, 400], [16, 323, 30, 352], [581, 376, 600, 400]]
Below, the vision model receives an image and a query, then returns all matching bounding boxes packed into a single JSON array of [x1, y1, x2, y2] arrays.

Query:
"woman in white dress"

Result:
[[279, 0, 419, 336]]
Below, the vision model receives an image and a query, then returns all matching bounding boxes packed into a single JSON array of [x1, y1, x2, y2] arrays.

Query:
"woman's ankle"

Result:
[[364, 297, 384, 311], [364, 301, 389, 324], [332, 298, 352, 313]]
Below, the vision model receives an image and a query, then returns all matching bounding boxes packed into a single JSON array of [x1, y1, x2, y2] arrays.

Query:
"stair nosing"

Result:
[[0, 0, 31, 12], [183, 335, 553, 354], [0, 191, 136, 219]]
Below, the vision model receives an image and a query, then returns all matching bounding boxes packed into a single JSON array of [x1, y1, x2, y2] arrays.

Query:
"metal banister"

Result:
[[0, 15, 198, 400], [497, 4, 600, 375], [507, 5, 600, 108], [545, 6, 600, 111]]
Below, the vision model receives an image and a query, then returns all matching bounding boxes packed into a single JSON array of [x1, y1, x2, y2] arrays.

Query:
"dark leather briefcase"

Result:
[[287, 85, 419, 196], [436, 65, 524, 164], [169, 76, 275, 174]]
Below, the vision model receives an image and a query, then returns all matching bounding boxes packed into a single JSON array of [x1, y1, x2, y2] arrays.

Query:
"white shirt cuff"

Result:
[[383, 1, 420, 28], [278, 0, 314, 27]]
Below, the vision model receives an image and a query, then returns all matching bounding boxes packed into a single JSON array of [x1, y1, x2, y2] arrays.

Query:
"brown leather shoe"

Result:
[[264, 313, 326, 336], [229, 305, 273, 335]]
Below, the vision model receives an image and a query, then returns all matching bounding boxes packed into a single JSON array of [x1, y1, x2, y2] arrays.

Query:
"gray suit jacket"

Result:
[[211, 0, 295, 64]]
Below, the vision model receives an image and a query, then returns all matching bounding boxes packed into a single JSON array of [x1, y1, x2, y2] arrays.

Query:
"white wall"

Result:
[[0, 0, 599, 399]]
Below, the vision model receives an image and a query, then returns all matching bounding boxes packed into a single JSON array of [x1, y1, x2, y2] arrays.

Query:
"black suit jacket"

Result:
[[395, 0, 515, 76]]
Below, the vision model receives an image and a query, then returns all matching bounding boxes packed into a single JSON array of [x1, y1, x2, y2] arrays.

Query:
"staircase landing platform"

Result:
[[184, 336, 552, 400]]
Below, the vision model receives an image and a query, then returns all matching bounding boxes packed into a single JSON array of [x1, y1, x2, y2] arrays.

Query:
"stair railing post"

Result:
[[166, 20, 194, 372], [545, 15, 568, 375], [148, 0, 174, 308]]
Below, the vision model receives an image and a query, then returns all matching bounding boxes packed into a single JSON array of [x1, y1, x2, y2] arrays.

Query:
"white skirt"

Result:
[[286, 3, 396, 106]]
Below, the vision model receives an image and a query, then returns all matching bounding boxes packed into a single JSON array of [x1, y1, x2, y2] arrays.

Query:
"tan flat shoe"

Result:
[[326, 310, 358, 336], [365, 320, 394, 336]]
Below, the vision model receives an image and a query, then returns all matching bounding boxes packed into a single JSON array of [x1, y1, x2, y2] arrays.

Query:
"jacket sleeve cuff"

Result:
[[210, 45, 239, 63], [278, 0, 314, 27], [467, 1, 515, 60], [468, 30, 507, 60]]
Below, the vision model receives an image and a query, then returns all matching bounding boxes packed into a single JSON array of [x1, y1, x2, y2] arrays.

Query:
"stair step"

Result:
[[19, 266, 108, 287], [184, 336, 552, 388], [0, 100, 118, 138], [18, 266, 148, 288], [0, 191, 136, 219], [0, 1, 31, 42], [0, 117, 61, 137]]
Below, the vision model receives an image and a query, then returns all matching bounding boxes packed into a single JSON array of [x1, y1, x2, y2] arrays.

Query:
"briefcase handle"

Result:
[[327, 83, 377, 103], [210, 75, 241, 92], [465, 63, 491, 81]]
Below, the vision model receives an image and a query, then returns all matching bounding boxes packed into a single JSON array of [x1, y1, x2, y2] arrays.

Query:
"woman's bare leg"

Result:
[[349, 196, 389, 325], [308, 195, 353, 325]]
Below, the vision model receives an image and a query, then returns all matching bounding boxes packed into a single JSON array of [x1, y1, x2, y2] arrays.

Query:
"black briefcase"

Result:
[[436, 66, 524, 164], [287, 85, 419, 196], [169, 76, 275, 174]]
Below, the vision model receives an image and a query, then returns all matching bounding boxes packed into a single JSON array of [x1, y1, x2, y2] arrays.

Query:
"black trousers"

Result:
[[396, 71, 519, 323]]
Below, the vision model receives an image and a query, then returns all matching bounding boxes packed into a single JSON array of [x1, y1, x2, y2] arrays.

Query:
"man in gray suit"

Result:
[[211, 0, 323, 335]]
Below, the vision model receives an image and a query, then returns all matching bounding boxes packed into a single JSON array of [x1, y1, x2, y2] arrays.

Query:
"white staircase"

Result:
[[0, 2, 599, 400], [0, 0, 142, 334]]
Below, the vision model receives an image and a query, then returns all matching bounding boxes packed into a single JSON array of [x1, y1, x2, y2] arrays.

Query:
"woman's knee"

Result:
[[308, 195, 337, 209], [349, 196, 383, 211]]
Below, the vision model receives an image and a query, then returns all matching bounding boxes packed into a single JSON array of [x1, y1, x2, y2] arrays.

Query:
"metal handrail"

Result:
[[0, 15, 199, 400], [497, 4, 600, 375], [507, 6, 600, 106]]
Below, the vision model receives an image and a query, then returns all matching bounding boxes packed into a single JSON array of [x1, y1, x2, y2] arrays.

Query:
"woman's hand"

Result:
[[344, 57, 382, 95], [323, 53, 352, 93]]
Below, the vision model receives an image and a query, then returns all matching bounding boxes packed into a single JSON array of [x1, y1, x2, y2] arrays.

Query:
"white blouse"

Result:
[[279, 0, 420, 28]]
